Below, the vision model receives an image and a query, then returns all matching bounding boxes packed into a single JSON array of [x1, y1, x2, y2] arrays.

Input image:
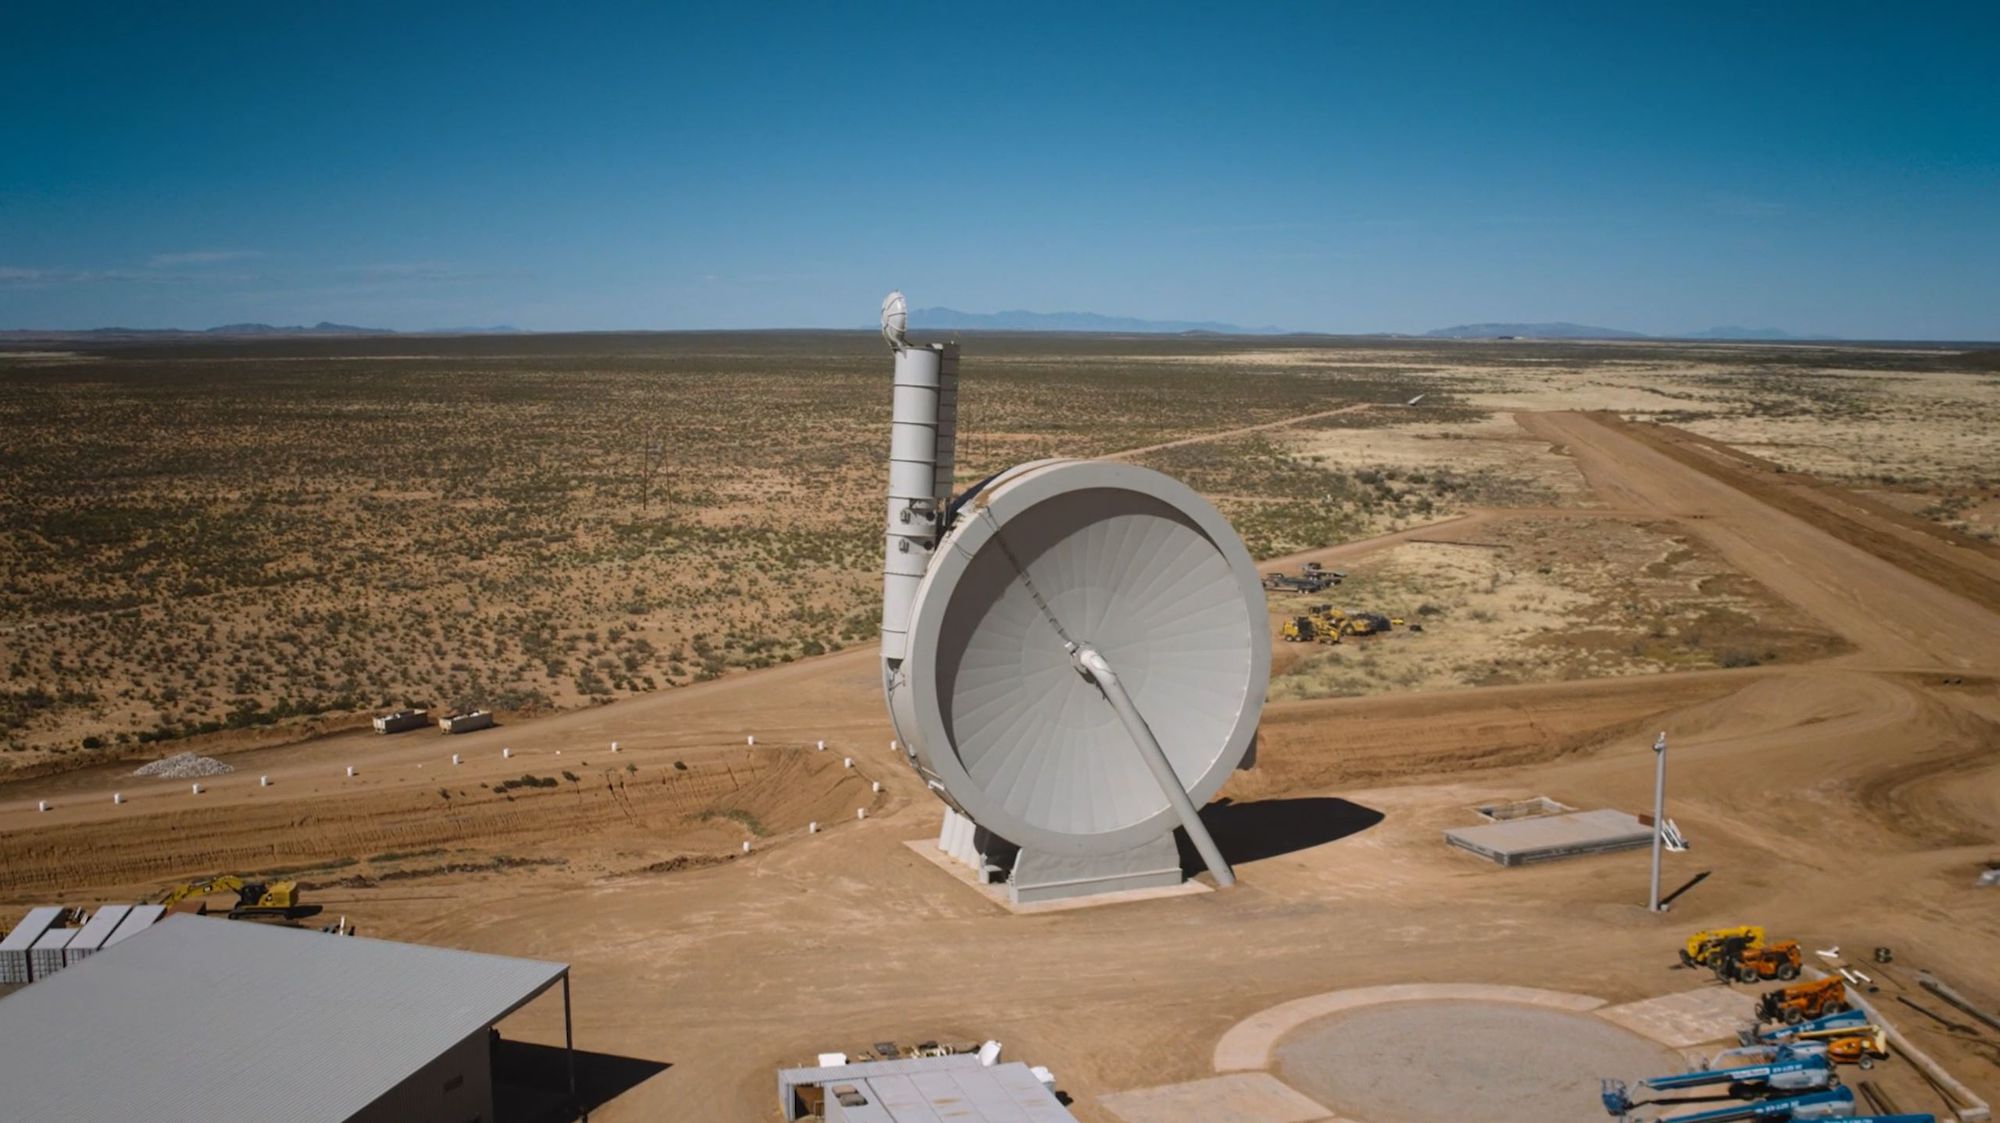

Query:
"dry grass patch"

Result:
[[1269, 515, 1846, 701]]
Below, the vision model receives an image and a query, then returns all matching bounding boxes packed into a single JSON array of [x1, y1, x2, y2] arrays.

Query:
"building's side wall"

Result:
[[350, 1028, 495, 1123]]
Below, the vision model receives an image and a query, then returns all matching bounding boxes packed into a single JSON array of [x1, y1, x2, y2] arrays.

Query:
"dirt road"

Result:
[[1107, 402, 1378, 458], [1520, 412, 2000, 668]]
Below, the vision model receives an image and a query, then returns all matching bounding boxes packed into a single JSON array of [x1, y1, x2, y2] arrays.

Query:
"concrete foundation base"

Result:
[[1009, 834, 1185, 904], [903, 840, 1210, 914], [1443, 808, 1653, 866], [928, 807, 1194, 906]]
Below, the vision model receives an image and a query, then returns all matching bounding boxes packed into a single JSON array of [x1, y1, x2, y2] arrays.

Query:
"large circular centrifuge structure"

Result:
[[877, 300, 1270, 904]]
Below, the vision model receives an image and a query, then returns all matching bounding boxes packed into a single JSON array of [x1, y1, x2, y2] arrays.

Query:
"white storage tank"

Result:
[[63, 905, 132, 967], [0, 907, 63, 984]]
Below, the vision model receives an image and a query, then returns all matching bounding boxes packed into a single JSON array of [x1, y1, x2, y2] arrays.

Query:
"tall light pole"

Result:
[[1648, 731, 1668, 911]]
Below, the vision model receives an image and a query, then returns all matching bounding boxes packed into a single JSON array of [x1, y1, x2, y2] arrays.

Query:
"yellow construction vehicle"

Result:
[[1281, 615, 1318, 643], [1344, 612, 1393, 637], [1758, 977, 1849, 1026], [1714, 939, 1803, 983], [157, 876, 321, 922], [1789, 1025, 1890, 1067], [1680, 925, 1765, 968]]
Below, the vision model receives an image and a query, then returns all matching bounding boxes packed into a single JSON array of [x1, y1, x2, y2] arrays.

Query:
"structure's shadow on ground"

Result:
[[1177, 796, 1386, 875], [494, 1039, 669, 1123]]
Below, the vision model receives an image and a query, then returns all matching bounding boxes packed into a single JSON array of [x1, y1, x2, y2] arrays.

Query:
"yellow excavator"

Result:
[[157, 876, 321, 922]]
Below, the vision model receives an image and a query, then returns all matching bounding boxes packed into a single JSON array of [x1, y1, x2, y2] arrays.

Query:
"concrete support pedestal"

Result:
[[934, 807, 1185, 905]]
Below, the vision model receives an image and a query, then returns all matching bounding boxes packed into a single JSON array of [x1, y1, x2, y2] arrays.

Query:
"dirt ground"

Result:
[[3, 338, 1999, 1122]]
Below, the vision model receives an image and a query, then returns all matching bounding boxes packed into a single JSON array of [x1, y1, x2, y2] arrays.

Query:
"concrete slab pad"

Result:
[[1274, 1002, 1680, 1123], [1214, 984, 1606, 1072], [1595, 985, 1754, 1047], [1444, 808, 1652, 866], [900, 840, 1211, 914], [1101, 1073, 1335, 1123]]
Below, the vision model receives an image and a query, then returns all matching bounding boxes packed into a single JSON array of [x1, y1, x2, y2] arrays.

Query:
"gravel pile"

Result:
[[132, 752, 235, 779]]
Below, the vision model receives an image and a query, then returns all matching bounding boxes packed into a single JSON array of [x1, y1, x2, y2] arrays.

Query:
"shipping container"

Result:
[[102, 905, 166, 949], [0, 907, 63, 984], [28, 928, 77, 981], [373, 708, 430, 734], [438, 710, 495, 734], [63, 905, 133, 967]]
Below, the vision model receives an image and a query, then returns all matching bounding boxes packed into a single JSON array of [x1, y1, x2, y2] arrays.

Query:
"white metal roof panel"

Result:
[[865, 1073, 948, 1122], [865, 1063, 1074, 1122], [0, 907, 62, 952], [65, 905, 132, 954], [0, 914, 567, 1123], [102, 904, 165, 947], [29, 928, 76, 952]]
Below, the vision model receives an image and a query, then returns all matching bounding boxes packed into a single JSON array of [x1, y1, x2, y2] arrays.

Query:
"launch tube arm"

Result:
[[1073, 646, 1236, 888]]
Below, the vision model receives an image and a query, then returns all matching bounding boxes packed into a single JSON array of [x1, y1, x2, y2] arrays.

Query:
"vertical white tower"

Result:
[[881, 342, 942, 663]]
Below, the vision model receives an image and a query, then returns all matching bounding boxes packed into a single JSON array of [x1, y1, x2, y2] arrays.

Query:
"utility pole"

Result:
[[1648, 731, 1667, 911]]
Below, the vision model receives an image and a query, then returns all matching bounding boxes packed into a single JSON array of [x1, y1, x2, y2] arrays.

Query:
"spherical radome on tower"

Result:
[[880, 290, 909, 352]]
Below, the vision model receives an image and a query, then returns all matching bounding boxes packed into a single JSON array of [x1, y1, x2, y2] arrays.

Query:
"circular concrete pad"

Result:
[[1274, 1000, 1681, 1123]]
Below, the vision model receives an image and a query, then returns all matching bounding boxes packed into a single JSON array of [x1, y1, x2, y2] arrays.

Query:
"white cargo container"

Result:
[[0, 907, 63, 984], [29, 928, 77, 980], [62, 905, 132, 967], [373, 708, 430, 734], [102, 905, 165, 950], [438, 710, 495, 734]]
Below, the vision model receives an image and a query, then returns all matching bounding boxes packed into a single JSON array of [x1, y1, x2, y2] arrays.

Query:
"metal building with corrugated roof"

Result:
[[0, 913, 574, 1123], [778, 1054, 1079, 1122], [0, 906, 63, 984], [62, 903, 131, 966]]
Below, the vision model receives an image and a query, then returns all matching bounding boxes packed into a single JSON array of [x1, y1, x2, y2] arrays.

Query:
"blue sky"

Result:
[[2, 3, 1995, 338]]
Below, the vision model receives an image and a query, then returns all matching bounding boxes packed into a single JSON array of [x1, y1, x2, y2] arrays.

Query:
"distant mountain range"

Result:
[[909, 307, 1286, 335], [1424, 321, 1826, 341], [0, 322, 524, 339], [1682, 325, 1810, 340], [205, 321, 383, 335], [0, 314, 1831, 343], [1424, 322, 1647, 340]]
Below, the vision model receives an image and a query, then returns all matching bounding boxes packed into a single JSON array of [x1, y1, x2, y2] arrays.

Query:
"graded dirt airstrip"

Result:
[[2, 334, 1998, 1121]]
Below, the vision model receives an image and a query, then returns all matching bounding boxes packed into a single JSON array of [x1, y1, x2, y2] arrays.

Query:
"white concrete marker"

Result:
[[259, 775, 269, 787], [843, 757, 853, 769], [890, 739, 898, 752], [345, 766, 355, 777], [816, 739, 825, 751], [113, 793, 123, 805], [503, 747, 512, 759], [191, 783, 202, 795], [611, 741, 619, 753], [857, 808, 867, 820], [747, 735, 755, 747], [871, 781, 881, 793], [741, 841, 751, 853], [451, 754, 461, 765], [37, 800, 48, 812], [809, 821, 819, 833]]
